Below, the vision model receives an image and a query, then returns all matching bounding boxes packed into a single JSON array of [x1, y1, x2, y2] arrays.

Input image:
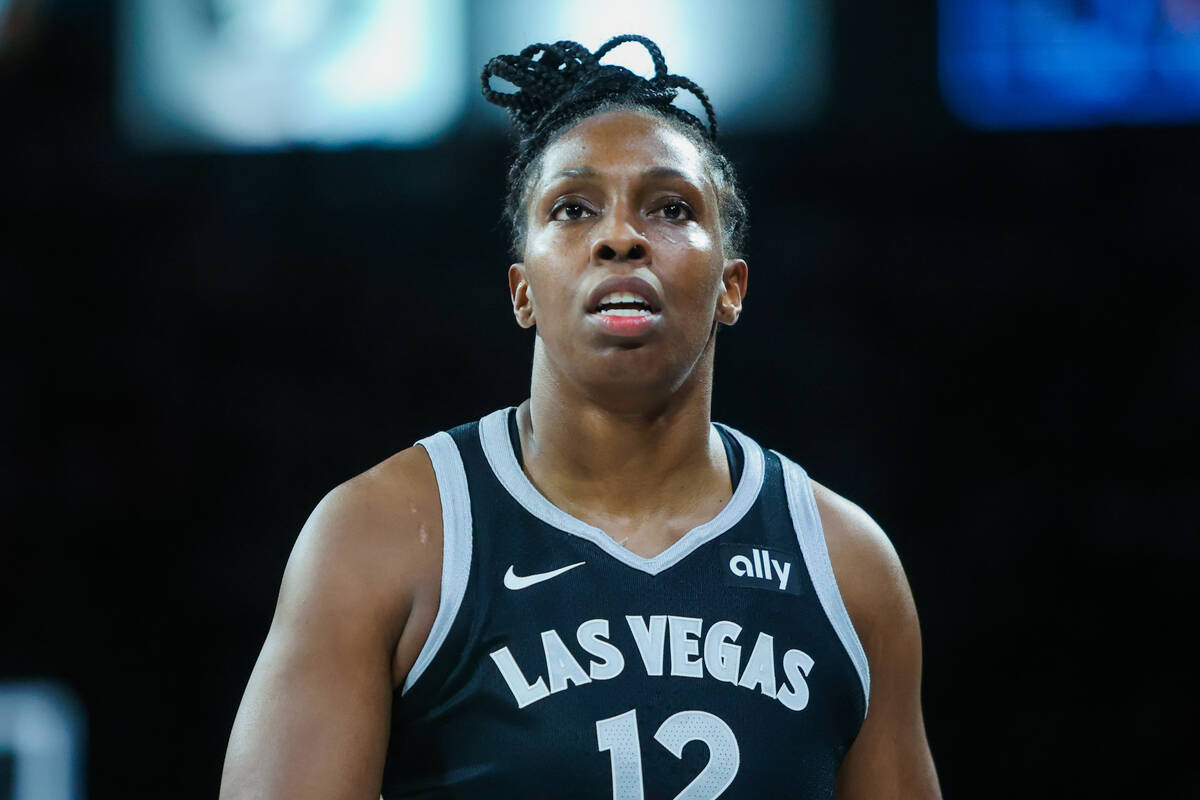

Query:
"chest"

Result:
[[381, 414, 868, 799], [387, 503, 863, 799], [522, 476, 735, 562]]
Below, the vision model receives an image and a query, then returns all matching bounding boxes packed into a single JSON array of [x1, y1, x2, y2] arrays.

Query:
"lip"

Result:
[[588, 310, 661, 337], [585, 276, 663, 314]]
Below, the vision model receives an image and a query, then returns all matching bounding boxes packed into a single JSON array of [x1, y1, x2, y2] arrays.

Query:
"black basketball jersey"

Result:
[[381, 408, 869, 799]]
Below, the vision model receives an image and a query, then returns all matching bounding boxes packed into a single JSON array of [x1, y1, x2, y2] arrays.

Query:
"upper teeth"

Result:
[[597, 291, 650, 308]]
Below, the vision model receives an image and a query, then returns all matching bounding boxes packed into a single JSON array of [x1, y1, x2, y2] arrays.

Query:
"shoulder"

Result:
[[219, 445, 446, 795], [279, 443, 445, 686], [808, 480, 918, 671], [296, 444, 442, 583], [803, 486, 942, 797], [308, 444, 442, 552]]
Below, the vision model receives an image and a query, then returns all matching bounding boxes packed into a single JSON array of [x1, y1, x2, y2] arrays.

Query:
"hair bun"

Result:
[[481, 34, 718, 141]]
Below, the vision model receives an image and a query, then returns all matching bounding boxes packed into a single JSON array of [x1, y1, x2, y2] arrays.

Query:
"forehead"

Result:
[[534, 110, 711, 190]]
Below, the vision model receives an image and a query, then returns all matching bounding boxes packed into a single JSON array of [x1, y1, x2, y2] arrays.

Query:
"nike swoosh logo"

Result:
[[503, 562, 586, 590]]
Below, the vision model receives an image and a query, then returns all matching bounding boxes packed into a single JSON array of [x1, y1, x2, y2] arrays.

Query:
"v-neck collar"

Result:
[[478, 407, 766, 576]]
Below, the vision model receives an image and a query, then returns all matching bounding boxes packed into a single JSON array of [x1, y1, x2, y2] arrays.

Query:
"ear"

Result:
[[509, 263, 536, 328], [715, 258, 748, 326]]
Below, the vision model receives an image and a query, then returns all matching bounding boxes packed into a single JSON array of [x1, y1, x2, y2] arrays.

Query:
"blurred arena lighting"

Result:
[[0, 0, 44, 58], [472, 0, 829, 132], [118, 0, 468, 149], [0, 683, 85, 800], [940, 0, 1200, 128]]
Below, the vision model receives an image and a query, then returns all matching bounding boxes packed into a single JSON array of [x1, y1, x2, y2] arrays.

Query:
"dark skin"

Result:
[[219, 110, 941, 799], [508, 111, 746, 557]]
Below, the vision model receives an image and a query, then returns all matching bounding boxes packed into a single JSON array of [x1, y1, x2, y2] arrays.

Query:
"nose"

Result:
[[591, 207, 651, 265]]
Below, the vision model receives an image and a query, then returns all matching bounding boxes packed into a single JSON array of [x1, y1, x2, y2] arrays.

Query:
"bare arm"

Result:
[[219, 447, 442, 800], [815, 483, 942, 800]]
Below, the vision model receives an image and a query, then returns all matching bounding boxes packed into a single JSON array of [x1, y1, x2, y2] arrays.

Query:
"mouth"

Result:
[[590, 290, 657, 318], [586, 290, 662, 337], [586, 276, 663, 313], [584, 277, 663, 338]]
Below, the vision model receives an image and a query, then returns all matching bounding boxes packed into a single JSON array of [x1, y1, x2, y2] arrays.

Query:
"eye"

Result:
[[652, 200, 695, 221], [551, 201, 594, 221]]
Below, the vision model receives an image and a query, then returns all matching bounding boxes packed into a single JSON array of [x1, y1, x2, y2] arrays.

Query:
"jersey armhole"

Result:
[[775, 451, 871, 718], [401, 431, 473, 696]]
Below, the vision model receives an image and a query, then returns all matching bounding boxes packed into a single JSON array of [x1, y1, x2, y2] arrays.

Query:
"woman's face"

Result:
[[510, 110, 747, 403]]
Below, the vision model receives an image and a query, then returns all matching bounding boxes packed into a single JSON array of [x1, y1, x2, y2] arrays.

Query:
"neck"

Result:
[[518, 337, 725, 516]]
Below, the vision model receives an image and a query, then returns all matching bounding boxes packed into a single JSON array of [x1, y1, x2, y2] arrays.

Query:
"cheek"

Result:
[[653, 228, 724, 304], [648, 220, 713, 252], [526, 262, 579, 322], [524, 227, 592, 308], [683, 224, 716, 253], [526, 218, 580, 264]]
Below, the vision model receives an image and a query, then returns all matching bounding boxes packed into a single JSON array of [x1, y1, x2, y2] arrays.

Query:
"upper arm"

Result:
[[814, 483, 942, 800], [219, 446, 443, 800]]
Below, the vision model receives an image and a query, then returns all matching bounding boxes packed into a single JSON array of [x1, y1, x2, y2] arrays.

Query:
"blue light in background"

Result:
[[0, 683, 85, 800], [940, 0, 1200, 128], [119, 0, 468, 149], [472, 0, 829, 132]]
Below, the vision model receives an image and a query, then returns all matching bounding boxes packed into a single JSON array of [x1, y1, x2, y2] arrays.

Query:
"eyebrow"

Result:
[[550, 166, 598, 180], [548, 166, 699, 183]]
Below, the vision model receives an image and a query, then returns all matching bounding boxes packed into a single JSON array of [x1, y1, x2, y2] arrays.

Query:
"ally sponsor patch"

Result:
[[719, 543, 802, 595]]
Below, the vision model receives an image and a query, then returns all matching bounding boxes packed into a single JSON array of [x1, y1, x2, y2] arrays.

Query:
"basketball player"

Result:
[[220, 35, 941, 799]]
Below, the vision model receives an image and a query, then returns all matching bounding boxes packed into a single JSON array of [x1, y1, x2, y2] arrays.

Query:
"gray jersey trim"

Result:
[[478, 407, 765, 577], [402, 431, 473, 696], [777, 452, 871, 716]]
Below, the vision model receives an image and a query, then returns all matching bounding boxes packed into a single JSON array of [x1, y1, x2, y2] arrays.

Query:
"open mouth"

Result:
[[590, 291, 657, 318]]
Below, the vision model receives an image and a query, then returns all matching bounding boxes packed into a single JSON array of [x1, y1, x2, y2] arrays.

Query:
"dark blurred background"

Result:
[[3, 0, 1198, 798]]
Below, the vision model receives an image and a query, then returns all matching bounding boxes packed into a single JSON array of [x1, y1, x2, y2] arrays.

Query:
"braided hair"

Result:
[[482, 34, 748, 260]]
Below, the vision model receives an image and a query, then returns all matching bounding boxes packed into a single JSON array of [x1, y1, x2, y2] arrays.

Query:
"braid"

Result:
[[594, 34, 667, 78], [480, 40, 601, 132], [482, 35, 717, 148], [661, 74, 719, 140], [481, 34, 747, 259]]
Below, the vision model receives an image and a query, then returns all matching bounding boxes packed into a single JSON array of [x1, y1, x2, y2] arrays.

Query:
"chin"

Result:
[[580, 349, 702, 401]]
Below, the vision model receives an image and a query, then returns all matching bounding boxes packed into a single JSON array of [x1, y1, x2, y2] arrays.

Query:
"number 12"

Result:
[[595, 708, 740, 800]]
